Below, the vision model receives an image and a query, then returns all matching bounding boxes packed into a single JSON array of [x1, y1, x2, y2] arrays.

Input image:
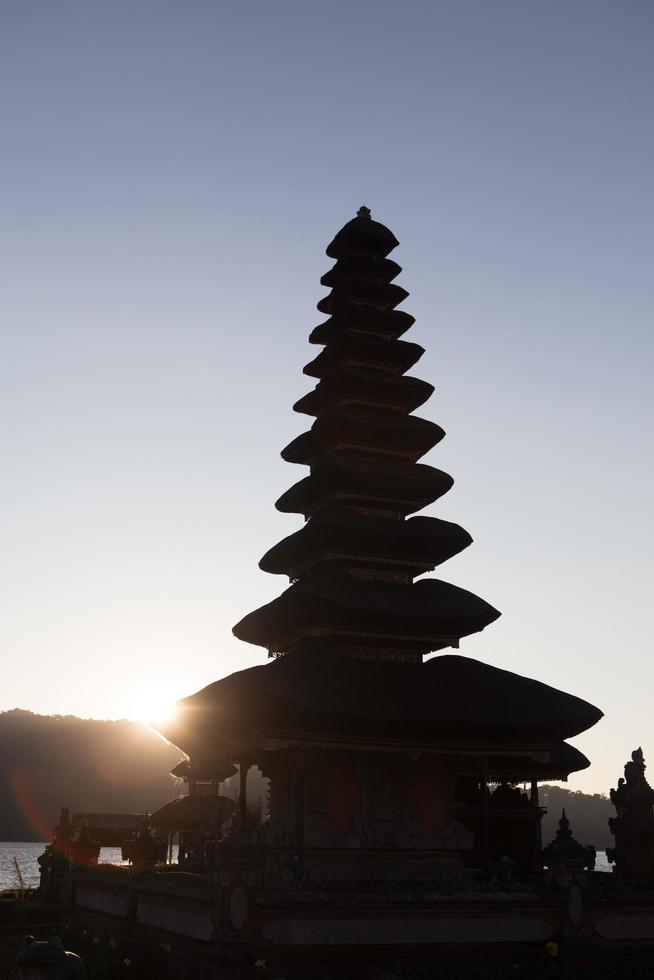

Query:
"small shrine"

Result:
[[540, 809, 596, 877], [159, 209, 603, 881], [38, 807, 101, 905], [608, 747, 654, 879], [122, 812, 167, 869], [151, 759, 237, 866]]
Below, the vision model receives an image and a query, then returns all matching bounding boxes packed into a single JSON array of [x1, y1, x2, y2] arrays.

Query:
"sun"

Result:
[[124, 695, 178, 728]]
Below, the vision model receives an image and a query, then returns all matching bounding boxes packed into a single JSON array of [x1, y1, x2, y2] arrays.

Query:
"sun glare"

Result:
[[125, 696, 178, 728]]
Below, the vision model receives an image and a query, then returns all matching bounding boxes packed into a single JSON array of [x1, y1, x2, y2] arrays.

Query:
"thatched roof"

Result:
[[321, 253, 402, 287], [275, 457, 453, 517], [294, 368, 433, 417], [170, 759, 237, 781], [326, 211, 399, 259], [150, 794, 235, 833], [281, 410, 444, 466], [488, 741, 591, 783], [232, 569, 500, 654], [304, 334, 424, 380], [157, 649, 602, 762], [259, 506, 472, 577], [317, 279, 409, 316], [310, 308, 415, 344]]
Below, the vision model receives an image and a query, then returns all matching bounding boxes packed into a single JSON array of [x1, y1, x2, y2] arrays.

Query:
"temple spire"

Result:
[[233, 210, 500, 661]]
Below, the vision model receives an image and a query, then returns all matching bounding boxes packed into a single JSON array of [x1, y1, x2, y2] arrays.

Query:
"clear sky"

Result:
[[2, 1, 652, 795]]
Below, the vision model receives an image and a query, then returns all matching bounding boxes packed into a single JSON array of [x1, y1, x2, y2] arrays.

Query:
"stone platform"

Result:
[[52, 865, 654, 978]]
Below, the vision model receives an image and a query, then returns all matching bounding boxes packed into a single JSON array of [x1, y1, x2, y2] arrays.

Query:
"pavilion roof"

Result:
[[170, 759, 237, 781], [157, 650, 602, 760], [150, 794, 235, 833], [487, 741, 591, 783]]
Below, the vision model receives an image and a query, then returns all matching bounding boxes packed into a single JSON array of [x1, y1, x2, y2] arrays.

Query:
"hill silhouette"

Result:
[[540, 784, 613, 850], [0, 710, 182, 841]]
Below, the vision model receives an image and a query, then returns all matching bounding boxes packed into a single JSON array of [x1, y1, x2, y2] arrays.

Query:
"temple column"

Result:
[[295, 764, 306, 862], [479, 767, 491, 868], [531, 779, 542, 850], [239, 760, 250, 829]]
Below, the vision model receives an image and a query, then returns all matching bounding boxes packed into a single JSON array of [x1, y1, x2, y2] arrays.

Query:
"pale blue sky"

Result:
[[1, 1, 652, 793]]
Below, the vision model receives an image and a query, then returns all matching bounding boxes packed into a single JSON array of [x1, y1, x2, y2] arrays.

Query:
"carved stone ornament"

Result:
[[539, 809, 595, 876], [607, 747, 654, 879]]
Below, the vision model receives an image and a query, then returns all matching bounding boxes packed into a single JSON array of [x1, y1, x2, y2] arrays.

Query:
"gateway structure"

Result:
[[159, 208, 601, 878]]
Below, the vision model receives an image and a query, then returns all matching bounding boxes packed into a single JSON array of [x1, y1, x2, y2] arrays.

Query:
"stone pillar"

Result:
[[239, 761, 249, 829], [295, 765, 306, 862], [531, 780, 543, 850], [480, 769, 491, 868]]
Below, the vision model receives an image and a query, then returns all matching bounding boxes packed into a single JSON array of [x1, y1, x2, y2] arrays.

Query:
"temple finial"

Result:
[[357, 204, 371, 219]]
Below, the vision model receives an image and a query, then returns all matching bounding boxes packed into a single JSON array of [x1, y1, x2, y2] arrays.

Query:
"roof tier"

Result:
[[170, 759, 237, 782], [310, 308, 415, 344], [232, 570, 500, 657], [317, 278, 409, 315], [232, 208, 498, 662], [320, 253, 402, 287], [281, 410, 445, 466], [260, 505, 472, 580], [303, 334, 424, 379], [151, 794, 235, 833], [159, 650, 602, 758], [326, 209, 399, 259], [275, 456, 453, 517], [294, 368, 434, 417], [487, 742, 591, 783]]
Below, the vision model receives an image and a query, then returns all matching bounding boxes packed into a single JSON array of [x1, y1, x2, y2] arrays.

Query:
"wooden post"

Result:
[[531, 779, 543, 850], [295, 765, 306, 863], [480, 769, 491, 869], [239, 761, 249, 829]]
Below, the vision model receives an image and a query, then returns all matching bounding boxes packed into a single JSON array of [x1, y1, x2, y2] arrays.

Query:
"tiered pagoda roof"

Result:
[[233, 207, 500, 662], [161, 649, 602, 780], [158, 209, 603, 785]]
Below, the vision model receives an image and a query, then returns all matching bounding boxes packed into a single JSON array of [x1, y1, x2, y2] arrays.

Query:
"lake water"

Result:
[[0, 842, 128, 891], [0, 841, 612, 892]]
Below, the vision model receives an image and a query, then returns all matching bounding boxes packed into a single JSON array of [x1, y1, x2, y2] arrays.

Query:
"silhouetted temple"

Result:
[[160, 208, 602, 878]]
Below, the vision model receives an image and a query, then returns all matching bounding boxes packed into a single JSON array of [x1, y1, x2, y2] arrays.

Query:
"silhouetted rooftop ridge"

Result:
[[326, 208, 399, 259]]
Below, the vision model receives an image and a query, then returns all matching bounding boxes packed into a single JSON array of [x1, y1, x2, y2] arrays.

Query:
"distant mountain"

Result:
[[540, 784, 614, 850], [0, 710, 182, 841]]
